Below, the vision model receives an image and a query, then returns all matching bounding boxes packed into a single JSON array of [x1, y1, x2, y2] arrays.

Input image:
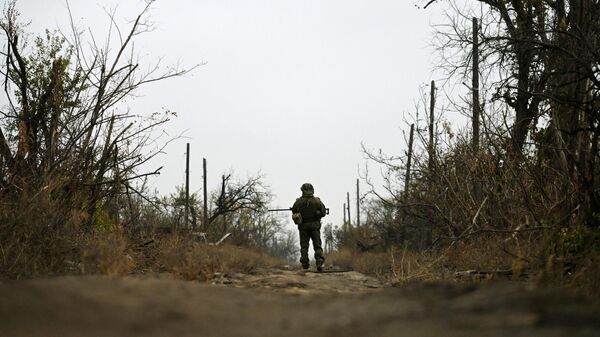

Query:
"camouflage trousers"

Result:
[[298, 221, 324, 268]]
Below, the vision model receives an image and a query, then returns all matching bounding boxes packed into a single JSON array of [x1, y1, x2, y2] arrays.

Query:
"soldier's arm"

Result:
[[317, 197, 327, 217], [291, 198, 300, 213]]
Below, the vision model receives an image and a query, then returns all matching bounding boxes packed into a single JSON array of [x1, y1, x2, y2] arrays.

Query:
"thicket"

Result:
[[0, 1, 293, 279], [332, 0, 600, 297]]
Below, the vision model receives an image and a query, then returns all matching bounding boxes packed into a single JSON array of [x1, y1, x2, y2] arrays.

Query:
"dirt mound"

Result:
[[1, 270, 599, 337]]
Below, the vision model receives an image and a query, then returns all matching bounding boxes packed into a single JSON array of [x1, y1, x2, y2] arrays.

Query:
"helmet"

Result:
[[301, 183, 314, 196]]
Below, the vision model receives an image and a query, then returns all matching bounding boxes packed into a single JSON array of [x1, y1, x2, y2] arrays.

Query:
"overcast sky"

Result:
[[14, 0, 463, 229]]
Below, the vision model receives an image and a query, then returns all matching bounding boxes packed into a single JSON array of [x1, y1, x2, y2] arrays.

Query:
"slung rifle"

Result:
[[268, 207, 330, 215]]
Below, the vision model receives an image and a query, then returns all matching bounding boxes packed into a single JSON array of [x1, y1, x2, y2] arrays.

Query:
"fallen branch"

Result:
[[474, 226, 552, 234], [454, 269, 530, 279]]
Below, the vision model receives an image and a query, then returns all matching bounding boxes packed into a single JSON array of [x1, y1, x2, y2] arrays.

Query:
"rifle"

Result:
[[268, 207, 330, 215]]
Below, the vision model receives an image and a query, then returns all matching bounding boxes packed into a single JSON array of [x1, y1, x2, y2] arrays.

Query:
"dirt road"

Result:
[[1, 268, 599, 337]]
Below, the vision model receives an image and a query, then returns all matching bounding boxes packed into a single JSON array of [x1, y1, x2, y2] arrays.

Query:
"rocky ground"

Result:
[[1, 268, 599, 337]]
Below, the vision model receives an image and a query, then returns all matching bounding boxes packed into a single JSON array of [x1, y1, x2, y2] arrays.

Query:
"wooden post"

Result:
[[203, 157, 208, 230], [221, 174, 226, 233], [113, 148, 120, 225], [346, 192, 352, 229], [428, 81, 436, 246], [185, 143, 190, 229], [404, 124, 415, 199], [472, 17, 480, 153], [472, 17, 482, 202], [356, 178, 360, 227], [428, 80, 436, 173], [343, 203, 347, 229]]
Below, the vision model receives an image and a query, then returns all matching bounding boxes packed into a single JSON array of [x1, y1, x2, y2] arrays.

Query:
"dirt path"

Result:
[[1, 268, 599, 337], [210, 267, 383, 294]]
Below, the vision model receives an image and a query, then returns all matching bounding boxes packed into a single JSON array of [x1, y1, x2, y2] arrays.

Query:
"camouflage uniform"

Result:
[[292, 183, 327, 270]]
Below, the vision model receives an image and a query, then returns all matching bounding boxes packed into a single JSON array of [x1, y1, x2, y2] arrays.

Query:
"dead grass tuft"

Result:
[[82, 228, 135, 276], [328, 234, 552, 285], [157, 234, 280, 281], [0, 186, 83, 279], [328, 247, 440, 283]]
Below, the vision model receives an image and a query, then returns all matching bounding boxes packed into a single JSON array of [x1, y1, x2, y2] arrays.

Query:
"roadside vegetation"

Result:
[[0, 1, 294, 280], [330, 0, 600, 299]]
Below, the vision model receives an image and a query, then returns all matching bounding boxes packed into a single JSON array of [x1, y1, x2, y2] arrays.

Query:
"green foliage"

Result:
[[558, 226, 600, 256], [13, 30, 83, 109], [169, 185, 201, 208], [92, 202, 115, 232]]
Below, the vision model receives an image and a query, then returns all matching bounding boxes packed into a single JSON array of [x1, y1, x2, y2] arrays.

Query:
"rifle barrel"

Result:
[[267, 208, 330, 215], [267, 208, 292, 212]]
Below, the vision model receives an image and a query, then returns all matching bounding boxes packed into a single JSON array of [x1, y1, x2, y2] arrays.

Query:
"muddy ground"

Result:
[[1, 268, 599, 337]]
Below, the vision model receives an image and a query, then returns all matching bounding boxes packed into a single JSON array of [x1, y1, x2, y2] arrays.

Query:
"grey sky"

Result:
[[15, 0, 455, 228]]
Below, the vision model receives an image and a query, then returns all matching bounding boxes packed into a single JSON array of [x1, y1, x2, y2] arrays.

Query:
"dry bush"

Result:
[[533, 226, 600, 299], [0, 184, 284, 281], [533, 252, 600, 301], [157, 234, 280, 281], [326, 248, 355, 270], [388, 247, 443, 283], [329, 233, 550, 285], [0, 0, 192, 280], [352, 251, 399, 280], [0, 184, 138, 279], [81, 228, 135, 276], [441, 234, 540, 273], [0, 186, 83, 279], [563, 254, 600, 300], [328, 247, 440, 283]]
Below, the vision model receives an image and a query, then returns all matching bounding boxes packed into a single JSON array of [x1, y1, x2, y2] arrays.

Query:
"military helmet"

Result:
[[301, 183, 314, 192], [300, 183, 315, 197]]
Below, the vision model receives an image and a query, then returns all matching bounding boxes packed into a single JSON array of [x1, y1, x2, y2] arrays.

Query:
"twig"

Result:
[[423, 0, 438, 9], [83, 167, 162, 186], [472, 195, 488, 226]]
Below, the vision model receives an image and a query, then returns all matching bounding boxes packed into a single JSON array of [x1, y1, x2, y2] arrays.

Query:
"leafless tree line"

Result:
[[356, 0, 599, 253]]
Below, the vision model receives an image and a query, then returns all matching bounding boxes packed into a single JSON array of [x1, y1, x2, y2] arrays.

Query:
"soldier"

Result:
[[292, 183, 327, 271]]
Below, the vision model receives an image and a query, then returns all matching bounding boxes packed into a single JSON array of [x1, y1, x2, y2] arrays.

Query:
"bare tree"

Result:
[[426, 0, 600, 225], [209, 172, 271, 225], [0, 0, 194, 220], [0, 1, 196, 277]]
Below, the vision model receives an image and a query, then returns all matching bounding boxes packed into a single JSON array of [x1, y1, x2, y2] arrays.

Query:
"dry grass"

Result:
[[0, 187, 83, 279], [533, 226, 600, 300], [81, 228, 135, 276], [328, 234, 551, 285], [328, 247, 441, 283], [329, 229, 600, 301], [0, 185, 283, 281], [441, 235, 542, 273], [156, 234, 281, 281]]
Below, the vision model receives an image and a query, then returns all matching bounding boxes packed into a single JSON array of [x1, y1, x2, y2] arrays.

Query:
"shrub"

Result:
[[157, 234, 280, 281], [81, 228, 135, 276], [327, 247, 440, 283], [0, 185, 82, 279]]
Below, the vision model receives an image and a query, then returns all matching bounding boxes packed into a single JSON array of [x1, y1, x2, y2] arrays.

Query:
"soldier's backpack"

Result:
[[298, 197, 322, 223]]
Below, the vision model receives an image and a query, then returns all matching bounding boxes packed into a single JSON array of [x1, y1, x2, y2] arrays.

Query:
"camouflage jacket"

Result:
[[292, 195, 326, 224]]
